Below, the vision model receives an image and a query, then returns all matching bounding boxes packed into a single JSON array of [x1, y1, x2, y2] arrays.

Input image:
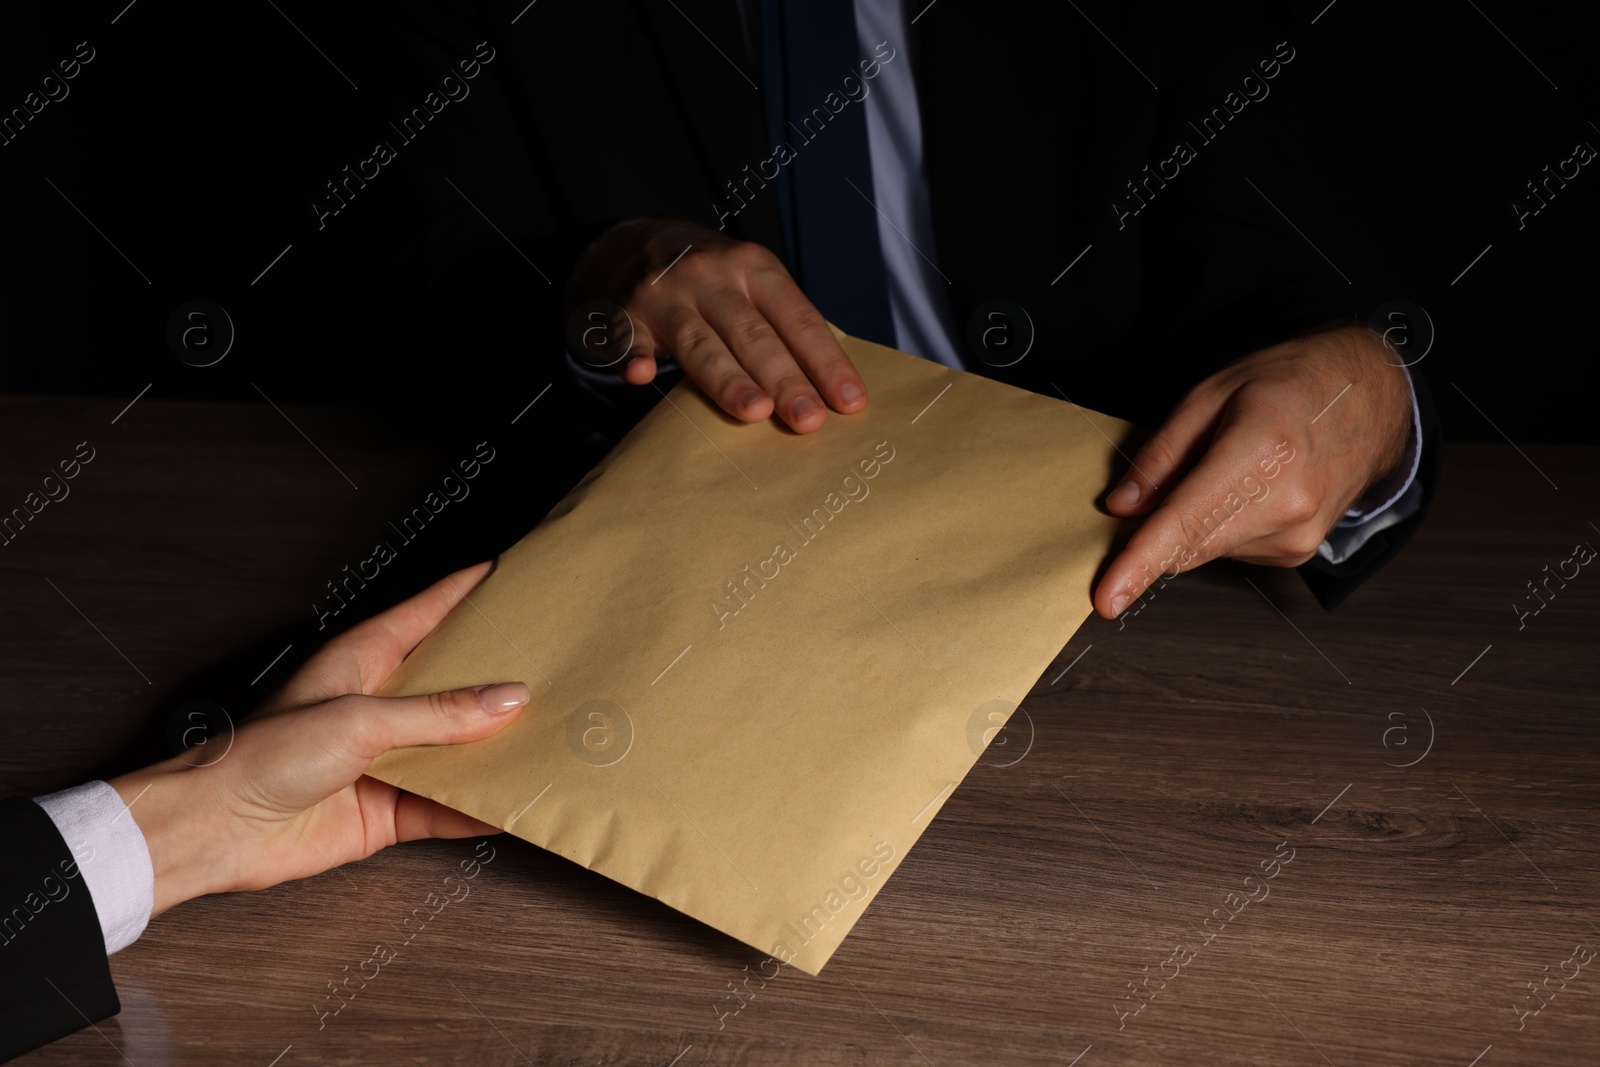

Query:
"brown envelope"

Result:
[[367, 326, 1131, 974]]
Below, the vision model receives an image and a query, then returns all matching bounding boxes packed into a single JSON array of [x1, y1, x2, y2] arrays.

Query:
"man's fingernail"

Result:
[[839, 381, 864, 405], [739, 389, 766, 411], [475, 682, 530, 714], [792, 396, 819, 420], [1108, 481, 1142, 508], [1110, 594, 1130, 616]]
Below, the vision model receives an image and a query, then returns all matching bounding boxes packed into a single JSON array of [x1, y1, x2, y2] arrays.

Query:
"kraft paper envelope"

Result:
[[368, 326, 1130, 974]]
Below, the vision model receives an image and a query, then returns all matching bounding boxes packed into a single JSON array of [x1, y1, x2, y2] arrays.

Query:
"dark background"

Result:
[[1, 0, 1595, 443]]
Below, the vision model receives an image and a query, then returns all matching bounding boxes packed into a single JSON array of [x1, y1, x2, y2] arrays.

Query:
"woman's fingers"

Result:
[[338, 682, 530, 764], [391, 790, 503, 843]]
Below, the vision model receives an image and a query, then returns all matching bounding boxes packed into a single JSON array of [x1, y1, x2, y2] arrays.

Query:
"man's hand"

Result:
[[110, 562, 528, 917], [1094, 326, 1413, 618], [566, 217, 867, 433]]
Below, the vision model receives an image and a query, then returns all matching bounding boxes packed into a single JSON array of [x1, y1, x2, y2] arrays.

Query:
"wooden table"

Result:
[[5, 392, 1597, 1066]]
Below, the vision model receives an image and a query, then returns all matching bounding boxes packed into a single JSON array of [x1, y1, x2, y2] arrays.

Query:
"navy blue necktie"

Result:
[[756, 0, 896, 347]]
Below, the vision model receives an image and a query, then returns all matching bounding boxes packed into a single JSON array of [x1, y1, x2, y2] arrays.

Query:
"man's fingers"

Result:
[[1104, 387, 1225, 517], [752, 268, 867, 418], [1094, 422, 1271, 619], [621, 352, 657, 385], [657, 304, 776, 423], [613, 318, 669, 385], [609, 236, 863, 432], [700, 286, 828, 433], [339, 682, 530, 762], [1221, 494, 1333, 569]]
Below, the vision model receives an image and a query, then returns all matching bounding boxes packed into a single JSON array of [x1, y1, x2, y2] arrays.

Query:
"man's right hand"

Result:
[[565, 217, 867, 433]]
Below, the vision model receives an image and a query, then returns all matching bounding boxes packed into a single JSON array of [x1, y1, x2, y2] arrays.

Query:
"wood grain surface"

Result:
[[3, 393, 1596, 1066]]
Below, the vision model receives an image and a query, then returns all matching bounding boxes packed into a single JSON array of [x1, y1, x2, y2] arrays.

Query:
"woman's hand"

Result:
[[110, 561, 529, 917]]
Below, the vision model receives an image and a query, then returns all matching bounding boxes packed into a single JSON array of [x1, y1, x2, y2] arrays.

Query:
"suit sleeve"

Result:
[[0, 796, 120, 1063]]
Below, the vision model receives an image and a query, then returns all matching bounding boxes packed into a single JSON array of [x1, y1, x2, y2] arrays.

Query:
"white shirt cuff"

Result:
[[33, 780, 154, 955]]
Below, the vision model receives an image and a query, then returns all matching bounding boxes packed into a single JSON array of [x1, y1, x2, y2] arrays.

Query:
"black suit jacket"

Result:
[[383, 0, 1439, 607], [0, 797, 119, 1062]]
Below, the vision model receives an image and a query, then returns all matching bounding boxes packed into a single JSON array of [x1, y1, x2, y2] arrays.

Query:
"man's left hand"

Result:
[[1094, 325, 1413, 618]]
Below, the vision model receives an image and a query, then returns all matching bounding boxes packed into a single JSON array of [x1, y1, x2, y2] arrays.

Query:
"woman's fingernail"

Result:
[[792, 396, 819, 421], [475, 682, 531, 714], [839, 381, 864, 405], [1107, 481, 1142, 509]]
